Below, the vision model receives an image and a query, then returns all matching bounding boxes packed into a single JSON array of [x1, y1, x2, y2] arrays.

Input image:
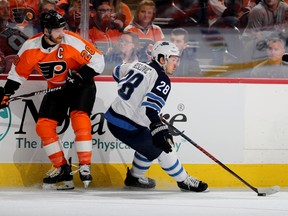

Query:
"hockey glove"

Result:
[[0, 87, 10, 109], [150, 122, 173, 153], [65, 70, 84, 88]]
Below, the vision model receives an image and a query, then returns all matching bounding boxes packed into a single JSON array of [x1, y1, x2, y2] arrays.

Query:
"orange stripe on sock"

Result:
[[48, 152, 67, 168], [77, 152, 92, 165]]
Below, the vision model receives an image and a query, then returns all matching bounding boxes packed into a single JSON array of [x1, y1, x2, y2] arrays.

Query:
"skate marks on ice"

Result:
[[0, 188, 287, 216]]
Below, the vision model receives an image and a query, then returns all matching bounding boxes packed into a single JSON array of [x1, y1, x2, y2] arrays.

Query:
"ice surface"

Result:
[[0, 188, 287, 216]]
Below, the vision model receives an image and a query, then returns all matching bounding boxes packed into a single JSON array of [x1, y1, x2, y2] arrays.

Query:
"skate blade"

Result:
[[42, 181, 75, 190], [180, 187, 210, 192], [123, 185, 156, 191], [83, 180, 91, 189]]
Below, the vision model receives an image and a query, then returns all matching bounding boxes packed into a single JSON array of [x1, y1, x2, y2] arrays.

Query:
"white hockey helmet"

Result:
[[151, 41, 180, 64]]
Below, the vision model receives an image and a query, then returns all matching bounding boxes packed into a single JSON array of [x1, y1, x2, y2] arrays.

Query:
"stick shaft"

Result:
[[8, 86, 62, 102], [162, 119, 258, 193]]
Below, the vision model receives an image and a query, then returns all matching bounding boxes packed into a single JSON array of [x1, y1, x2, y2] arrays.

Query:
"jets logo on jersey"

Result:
[[0, 108, 12, 141], [38, 61, 67, 79], [12, 8, 36, 24]]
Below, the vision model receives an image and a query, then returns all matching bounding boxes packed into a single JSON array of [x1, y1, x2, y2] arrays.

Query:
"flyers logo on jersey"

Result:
[[38, 61, 67, 79]]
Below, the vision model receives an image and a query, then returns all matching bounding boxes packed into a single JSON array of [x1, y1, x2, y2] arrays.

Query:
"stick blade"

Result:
[[257, 186, 280, 196]]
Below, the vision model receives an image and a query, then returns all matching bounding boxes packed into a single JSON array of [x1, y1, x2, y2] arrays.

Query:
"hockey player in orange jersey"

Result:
[[0, 10, 105, 190]]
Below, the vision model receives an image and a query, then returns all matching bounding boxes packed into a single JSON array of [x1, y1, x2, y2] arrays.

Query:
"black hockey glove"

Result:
[[150, 122, 173, 153], [65, 65, 98, 88], [0, 86, 10, 109], [65, 70, 84, 88], [0, 79, 20, 109]]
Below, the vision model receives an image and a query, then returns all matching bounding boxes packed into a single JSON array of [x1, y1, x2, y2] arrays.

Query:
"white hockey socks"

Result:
[[130, 152, 153, 178], [158, 150, 188, 182]]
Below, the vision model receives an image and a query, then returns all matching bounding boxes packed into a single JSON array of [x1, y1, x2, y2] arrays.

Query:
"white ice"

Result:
[[0, 188, 287, 216]]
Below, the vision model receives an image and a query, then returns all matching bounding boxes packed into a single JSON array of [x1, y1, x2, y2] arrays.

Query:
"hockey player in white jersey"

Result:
[[105, 41, 208, 192]]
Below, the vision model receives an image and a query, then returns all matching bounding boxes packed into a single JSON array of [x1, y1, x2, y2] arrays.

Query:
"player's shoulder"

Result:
[[28, 32, 43, 40], [63, 31, 99, 50], [148, 61, 170, 81], [63, 30, 83, 42], [20, 33, 42, 50], [64, 30, 81, 38]]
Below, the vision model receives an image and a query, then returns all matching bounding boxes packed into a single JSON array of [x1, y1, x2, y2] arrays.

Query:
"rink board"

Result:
[[1, 76, 288, 188], [0, 163, 287, 188]]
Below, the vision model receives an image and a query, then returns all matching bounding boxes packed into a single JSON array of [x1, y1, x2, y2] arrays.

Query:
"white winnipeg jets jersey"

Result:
[[106, 61, 171, 130]]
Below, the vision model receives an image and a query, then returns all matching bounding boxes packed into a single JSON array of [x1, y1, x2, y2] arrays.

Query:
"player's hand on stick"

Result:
[[150, 122, 173, 153], [65, 70, 84, 88], [0, 87, 10, 109]]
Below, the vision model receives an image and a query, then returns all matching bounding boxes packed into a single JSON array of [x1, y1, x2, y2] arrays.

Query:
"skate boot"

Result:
[[42, 160, 74, 190], [79, 164, 92, 189], [70, 164, 92, 189], [124, 168, 156, 189], [177, 175, 208, 192]]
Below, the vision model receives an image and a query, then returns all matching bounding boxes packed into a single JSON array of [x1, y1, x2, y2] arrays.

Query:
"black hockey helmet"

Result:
[[40, 10, 66, 31]]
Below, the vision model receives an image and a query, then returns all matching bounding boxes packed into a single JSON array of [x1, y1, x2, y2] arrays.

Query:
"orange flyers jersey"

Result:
[[8, 31, 105, 88], [88, 27, 122, 44], [9, 0, 39, 26], [124, 24, 164, 42]]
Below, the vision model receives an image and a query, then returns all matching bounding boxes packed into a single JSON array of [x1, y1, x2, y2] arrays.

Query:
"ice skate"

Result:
[[42, 161, 74, 190], [177, 175, 208, 192], [124, 168, 156, 189], [70, 164, 92, 189], [79, 164, 92, 189]]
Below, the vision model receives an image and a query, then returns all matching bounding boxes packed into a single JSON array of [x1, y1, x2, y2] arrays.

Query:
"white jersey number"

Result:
[[156, 81, 170, 95]]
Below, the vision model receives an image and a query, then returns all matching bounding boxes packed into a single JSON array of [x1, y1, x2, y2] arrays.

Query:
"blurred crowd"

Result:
[[1, 0, 288, 77]]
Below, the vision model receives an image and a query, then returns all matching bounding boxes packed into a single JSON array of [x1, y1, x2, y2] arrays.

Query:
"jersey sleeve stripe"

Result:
[[146, 92, 165, 106], [141, 101, 161, 112]]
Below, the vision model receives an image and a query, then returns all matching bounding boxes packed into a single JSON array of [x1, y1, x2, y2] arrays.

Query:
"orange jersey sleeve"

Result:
[[8, 31, 105, 88]]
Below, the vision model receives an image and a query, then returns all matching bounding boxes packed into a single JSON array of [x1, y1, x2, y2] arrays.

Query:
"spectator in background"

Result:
[[89, 0, 123, 55], [207, 0, 227, 27], [0, 0, 28, 73], [110, 0, 132, 27], [8, 0, 39, 28], [91, 0, 132, 28], [169, 28, 202, 77], [23, 0, 57, 37], [156, 0, 203, 26], [124, 0, 165, 61], [214, 0, 250, 29], [250, 37, 288, 77], [105, 31, 140, 75], [66, 0, 82, 33], [0, 49, 5, 74], [241, 0, 288, 61], [56, 0, 70, 17]]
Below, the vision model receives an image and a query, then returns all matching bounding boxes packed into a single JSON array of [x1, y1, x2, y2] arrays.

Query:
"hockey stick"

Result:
[[8, 86, 62, 102], [162, 118, 280, 196]]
